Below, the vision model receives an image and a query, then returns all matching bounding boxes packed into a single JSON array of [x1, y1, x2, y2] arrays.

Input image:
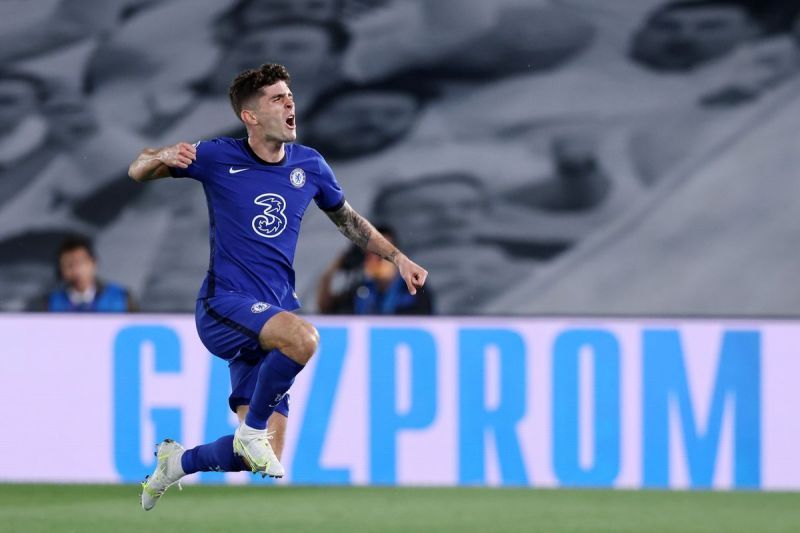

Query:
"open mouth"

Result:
[[285, 115, 296, 129]]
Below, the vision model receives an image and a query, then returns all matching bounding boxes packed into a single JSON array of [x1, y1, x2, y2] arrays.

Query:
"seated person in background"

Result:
[[317, 225, 433, 315], [33, 234, 136, 312]]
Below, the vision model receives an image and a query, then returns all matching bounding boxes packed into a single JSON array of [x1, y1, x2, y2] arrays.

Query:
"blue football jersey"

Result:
[[171, 137, 345, 309]]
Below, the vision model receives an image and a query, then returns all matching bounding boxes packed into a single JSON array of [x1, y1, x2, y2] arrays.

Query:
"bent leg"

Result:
[[258, 311, 319, 365], [181, 386, 291, 475], [244, 312, 318, 430]]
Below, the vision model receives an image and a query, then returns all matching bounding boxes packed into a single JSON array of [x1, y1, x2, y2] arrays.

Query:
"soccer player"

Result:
[[128, 63, 428, 510]]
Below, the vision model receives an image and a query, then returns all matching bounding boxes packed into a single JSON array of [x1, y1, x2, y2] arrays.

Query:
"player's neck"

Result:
[[247, 136, 285, 164]]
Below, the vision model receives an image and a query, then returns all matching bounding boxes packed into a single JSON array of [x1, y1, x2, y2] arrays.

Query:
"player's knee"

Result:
[[292, 323, 319, 364], [261, 313, 319, 364]]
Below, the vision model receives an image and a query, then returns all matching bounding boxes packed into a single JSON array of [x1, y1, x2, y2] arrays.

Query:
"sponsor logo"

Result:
[[229, 167, 248, 174], [252, 193, 287, 238], [289, 168, 306, 187]]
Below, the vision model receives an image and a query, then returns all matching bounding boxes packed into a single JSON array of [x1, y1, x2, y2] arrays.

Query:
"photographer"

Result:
[[316, 225, 434, 315]]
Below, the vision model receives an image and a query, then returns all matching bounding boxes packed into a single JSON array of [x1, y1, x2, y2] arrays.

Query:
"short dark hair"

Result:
[[58, 234, 95, 261], [228, 63, 291, 119], [374, 224, 397, 242]]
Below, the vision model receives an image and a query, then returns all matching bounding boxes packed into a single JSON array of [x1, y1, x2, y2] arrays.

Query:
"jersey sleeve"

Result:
[[168, 140, 214, 182], [314, 155, 346, 212]]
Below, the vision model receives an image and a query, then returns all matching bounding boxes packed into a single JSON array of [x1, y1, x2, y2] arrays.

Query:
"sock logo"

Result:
[[268, 392, 287, 407]]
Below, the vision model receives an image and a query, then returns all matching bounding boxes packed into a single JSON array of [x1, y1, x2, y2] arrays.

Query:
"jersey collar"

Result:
[[243, 138, 287, 166]]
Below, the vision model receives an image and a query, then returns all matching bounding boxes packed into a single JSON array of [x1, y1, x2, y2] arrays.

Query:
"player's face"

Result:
[[307, 91, 418, 158], [0, 79, 39, 131], [631, 6, 755, 71], [59, 248, 97, 293], [250, 81, 296, 142]]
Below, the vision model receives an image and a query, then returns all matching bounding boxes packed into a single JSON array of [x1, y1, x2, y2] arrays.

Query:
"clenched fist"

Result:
[[159, 142, 197, 169]]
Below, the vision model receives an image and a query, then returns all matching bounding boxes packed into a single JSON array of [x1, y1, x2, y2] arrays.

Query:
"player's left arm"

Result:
[[325, 201, 428, 295]]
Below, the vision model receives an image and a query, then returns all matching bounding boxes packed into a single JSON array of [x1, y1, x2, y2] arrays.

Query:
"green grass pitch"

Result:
[[1, 484, 798, 532]]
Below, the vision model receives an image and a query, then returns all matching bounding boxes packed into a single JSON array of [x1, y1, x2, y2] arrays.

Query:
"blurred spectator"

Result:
[[91, 14, 351, 141], [0, 84, 146, 242], [0, 71, 52, 207], [0, 0, 159, 93], [736, 0, 800, 35], [422, 3, 594, 80], [630, 0, 761, 72], [0, 0, 139, 64], [699, 32, 800, 107], [203, 18, 350, 101], [31, 234, 136, 312], [501, 133, 611, 212], [86, 0, 235, 135], [217, 0, 345, 34], [371, 173, 534, 314], [317, 225, 433, 315], [302, 81, 435, 160], [344, 0, 592, 83]]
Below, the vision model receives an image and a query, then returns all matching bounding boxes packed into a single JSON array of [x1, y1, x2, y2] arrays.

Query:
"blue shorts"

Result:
[[196, 293, 290, 417]]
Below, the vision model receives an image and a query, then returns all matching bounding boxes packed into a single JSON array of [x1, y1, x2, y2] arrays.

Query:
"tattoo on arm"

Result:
[[327, 202, 371, 248], [326, 202, 398, 262]]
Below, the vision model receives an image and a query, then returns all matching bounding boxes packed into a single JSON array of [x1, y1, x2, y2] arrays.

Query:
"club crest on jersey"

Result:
[[252, 193, 287, 238], [251, 302, 271, 313], [289, 168, 306, 188]]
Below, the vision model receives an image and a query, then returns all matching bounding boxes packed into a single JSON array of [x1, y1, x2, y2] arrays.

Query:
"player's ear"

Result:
[[240, 108, 258, 125]]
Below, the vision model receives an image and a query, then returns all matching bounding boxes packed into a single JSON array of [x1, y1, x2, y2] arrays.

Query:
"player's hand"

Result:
[[158, 142, 196, 168], [396, 255, 428, 295]]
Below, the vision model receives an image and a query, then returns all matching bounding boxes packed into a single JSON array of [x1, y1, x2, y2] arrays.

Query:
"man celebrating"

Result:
[[128, 63, 427, 510]]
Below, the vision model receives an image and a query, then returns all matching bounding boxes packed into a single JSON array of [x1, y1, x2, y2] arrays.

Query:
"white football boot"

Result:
[[141, 439, 186, 511], [233, 423, 284, 478]]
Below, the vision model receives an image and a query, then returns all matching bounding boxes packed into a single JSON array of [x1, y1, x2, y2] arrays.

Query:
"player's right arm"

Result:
[[128, 142, 196, 182]]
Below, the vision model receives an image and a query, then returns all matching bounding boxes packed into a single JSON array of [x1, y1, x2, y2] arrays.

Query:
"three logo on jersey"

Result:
[[249, 168, 306, 239]]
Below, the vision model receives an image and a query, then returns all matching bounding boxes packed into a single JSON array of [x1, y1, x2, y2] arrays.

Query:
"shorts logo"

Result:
[[251, 302, 271, 313], [252, 193, 287, 238], [289, 168, 306, 188]]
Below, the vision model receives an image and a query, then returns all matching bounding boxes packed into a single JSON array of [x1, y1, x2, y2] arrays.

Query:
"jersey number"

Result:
[[252, 193, 287, 238]]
